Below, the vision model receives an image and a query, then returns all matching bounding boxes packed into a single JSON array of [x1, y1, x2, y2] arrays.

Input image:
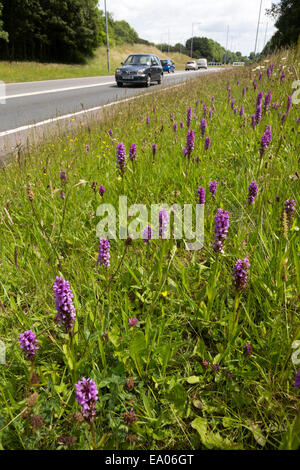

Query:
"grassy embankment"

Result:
[[0, 48, 299, 450], [0, 44, 192, 83]]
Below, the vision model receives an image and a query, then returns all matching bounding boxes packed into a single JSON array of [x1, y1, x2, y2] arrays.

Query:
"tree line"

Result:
[[0, 0, 149, 63], [263, 0, 300, 55], [158, 37, 248, 63]]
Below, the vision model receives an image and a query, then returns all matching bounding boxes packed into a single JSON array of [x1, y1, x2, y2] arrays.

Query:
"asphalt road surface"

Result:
[[0, 68, 223, 161]]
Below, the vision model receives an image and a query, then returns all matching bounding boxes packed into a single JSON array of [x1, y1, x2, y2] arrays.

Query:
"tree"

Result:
[[267, 0, 300, 49], [0, 0, 100, 62], [0, 1, 8, 42]]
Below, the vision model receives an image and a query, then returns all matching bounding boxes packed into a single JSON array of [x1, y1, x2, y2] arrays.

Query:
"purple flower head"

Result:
[[259, 72, 263, 81], [209, 109, 213, 118], [264, 91, 272, 111], [203, 104, 207, 118], [231, 98, 236, 110], [239, 106, 244, 117], [204, 137, 211, 151], [253, 80, 258, 91], [228, 91, 232, 102], [197, 186, 205, 205], [281, 112, 287, 124], [272, 102, 280, 110], [287, 95, 293, 114], [233, 258, 250, 290], [211, 96, 215, 104], [153, 106, 156, 113], [88, 124, 91, 133], [129, 144, 137, 161], [128, 317, 139, 327], [170, 112, 175, 121], [108, 129, 113, 137], [255, 104, 262, 125], [248, 181, 258, 204], [259, 125, 272, 156], [200, 118, 207, 138], [98, 238, 110, 267], [86, 144, 90, 153], [152, 143, 157, 157], [267, 67, 272, 79], [213, 208, 230, 254], [116, 142, 126, 175], [187, 107, 192, 128], [146, 115, 150, 126], [98, 185, 105, 197], [60, 170, 67, 183], [284, 199, 296, 225], [281, 70, 286, 82], [209, 180, 218, 198], [242, 87, 246, 97], [143, 225, 152, 244], [251, 114, 257, 130], [234, 107, 238, 115], [294, 370, 300, 389], [159, 209, 170, 239], [173, 122, 178, 133], [183, 129, 195, 158], [19, 330, 39, 359], [75, 377, 98, 422], [59, 191, 65, 200], [53, 277, 76, 333], [180, 121, 184, 129], [213, 364, 220, 373]]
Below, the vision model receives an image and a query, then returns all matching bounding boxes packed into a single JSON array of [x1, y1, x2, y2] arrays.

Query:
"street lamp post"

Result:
[[224, 25, 229, 64], [191, 22, 202, 59], [104, 0, 110, 73], [254, 0, 263, 56]]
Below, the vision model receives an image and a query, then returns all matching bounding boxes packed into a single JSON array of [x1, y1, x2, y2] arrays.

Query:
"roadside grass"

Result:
[[0, 48, 299, 450], [0, 44, 192, 83]]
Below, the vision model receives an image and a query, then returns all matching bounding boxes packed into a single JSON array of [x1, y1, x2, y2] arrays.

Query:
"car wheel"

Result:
[[157, 73, 163, 85], [117, 81, 123, 87], [145, 75, 151, 87]]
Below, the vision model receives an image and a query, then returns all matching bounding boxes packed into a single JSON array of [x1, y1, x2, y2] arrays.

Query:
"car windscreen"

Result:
[[124, 55, 151, 66], [161, 60, 168, 65]]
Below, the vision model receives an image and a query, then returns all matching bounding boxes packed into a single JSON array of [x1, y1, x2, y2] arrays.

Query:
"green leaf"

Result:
[[129, 331, 147, 377], [186, 376, 200, 384], [191, 417, 207, 441]]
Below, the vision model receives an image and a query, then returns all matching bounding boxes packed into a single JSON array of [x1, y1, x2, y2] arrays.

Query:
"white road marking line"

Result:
[[4, 70, 203, 100], [5, 81, 115, 99]]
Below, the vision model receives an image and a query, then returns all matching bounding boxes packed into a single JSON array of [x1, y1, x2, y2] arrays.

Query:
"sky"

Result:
[[101, 0, 280, 56]]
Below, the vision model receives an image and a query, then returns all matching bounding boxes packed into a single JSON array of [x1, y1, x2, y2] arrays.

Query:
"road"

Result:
[[0, 68, 222, 161]]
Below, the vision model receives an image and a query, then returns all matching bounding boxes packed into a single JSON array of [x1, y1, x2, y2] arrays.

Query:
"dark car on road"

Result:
[[115, 54, 163, 87]]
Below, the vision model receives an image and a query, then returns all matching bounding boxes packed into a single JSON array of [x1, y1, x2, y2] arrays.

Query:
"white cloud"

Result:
[[103, 0, 279, 55]]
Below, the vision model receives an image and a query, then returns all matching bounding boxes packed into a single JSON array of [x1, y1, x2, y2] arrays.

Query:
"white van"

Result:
[[197, 58, 208, 69]]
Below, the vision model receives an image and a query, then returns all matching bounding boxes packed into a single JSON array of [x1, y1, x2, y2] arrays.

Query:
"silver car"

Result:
[[185, 61, 198, 71]]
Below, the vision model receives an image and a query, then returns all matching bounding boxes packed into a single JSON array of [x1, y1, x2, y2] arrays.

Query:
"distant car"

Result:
[[115, 54, 163, 87], [197, 58, 208, 69], [185, 61, 198, 71], [232, 62, 245, 66], [160, 58, 175, 73]]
